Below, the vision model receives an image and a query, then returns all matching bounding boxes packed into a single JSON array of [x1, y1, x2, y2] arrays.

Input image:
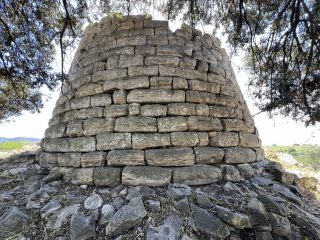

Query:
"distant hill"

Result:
[[0, 137, 40, 143]]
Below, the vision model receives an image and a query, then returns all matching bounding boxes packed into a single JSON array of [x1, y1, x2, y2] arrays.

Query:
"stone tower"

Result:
[[38, 15, 264, 187]]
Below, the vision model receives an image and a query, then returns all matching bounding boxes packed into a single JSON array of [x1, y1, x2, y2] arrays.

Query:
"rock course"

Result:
[[0, 150, 320, 239], [38, 14, 264, 186]]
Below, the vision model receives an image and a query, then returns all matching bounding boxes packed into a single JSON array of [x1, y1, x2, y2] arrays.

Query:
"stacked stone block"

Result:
[[39, 15, 264, 186]]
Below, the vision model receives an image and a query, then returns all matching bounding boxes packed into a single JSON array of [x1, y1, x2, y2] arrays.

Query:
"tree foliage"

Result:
[[0, 0, 319, 125]]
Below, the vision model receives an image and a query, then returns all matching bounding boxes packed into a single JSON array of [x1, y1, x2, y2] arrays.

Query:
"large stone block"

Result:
[[104, 105, 128, 118], [239, 132, 261, 147], [42, 138, 70, 152], [81, 152, 106, 167], [118, 54, 144, 68], [146, 35, 168, 45], [167, 103, 196, 116], [94, 167, 121, 187], [91, 94, 112, 107], [135, 45, 155, 56], [172, 165, 222, 185], [223, 119, 245, 132], [107, 150, 145, 166], [100, 46, 134, 60], [150, 76, 172, 89], [83, 118, 114, 136], [187, 116, 223, 131], [194, 147, 225, 164], [122, 166, 172, 186], [45, 123, 67, 138], [209, 106, 236, 118], [96, 133, 131, 150], [170, 132, 199, 146], [128, 65, 158, 77], [70, 97, 91, 110], [70, 137, 96, 152], [57, 153, 81, 167], [71, 168, 94, 185], [224, 147, 256, 164], [189, 80, 220, 94], [132, 133, 170, 149], [140, 104, 167, 117], [209, 132, 239, 147], [113, 89, 127, 104], [103, 76, 149, 92], [114, 117, 157, 132], [145, 148, 195, 166], [87, 107, 103, 118], [145, 56, 179, 66], [172, 77, 188, 90], [186, 90, 201, 103], [157, 44, 192, 57], [196, 104, 210, 116], [66, 121, 83, 137], [179, 57, 197, 69], [127, 89, 185, 103], [92, 69, 128, 82], [37, 152, 58, 167], [158, 117, 187, 132], [75, 83, 103, 98]]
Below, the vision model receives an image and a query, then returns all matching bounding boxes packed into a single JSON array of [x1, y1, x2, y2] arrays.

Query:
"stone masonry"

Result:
[[38, 15, 264, 187]]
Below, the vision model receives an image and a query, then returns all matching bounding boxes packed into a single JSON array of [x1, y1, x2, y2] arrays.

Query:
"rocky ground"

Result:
[[0, 151, 320, 240]]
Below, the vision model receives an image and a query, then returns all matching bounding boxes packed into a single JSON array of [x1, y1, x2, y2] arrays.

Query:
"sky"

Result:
[[0, 13, 319, 146]]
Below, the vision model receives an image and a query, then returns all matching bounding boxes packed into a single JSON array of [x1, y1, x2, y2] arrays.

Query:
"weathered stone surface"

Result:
[[91, 94, 112, 107], [40, 200, 62, 219], [99, 204, 116, 225], [166, 184, 192, 200], [157, 44, 192, 57], [115, 116, 157, 132], [57, 153, 81, 167], [128, 65, 158, 77], [96, 133, 131, 150], [146, 215, 182, 240], [194, 146, 224, 164], [103, 76, 149, 92], [42, 138, 70, 152], [94, 167, 121, 187], [150, 76, 172, 89], [81, 152, 106, 167], [146, 56, 179, 66], [239, 132, 261, 147], [273, 183, 301, 204], [146, 148, 195, 166], [104, 104, 128, 117], [38, 151, 59, 167], [46, 204, 80, 230], [92, 69, 128, 82], [122, 166, 172, 186], [191, 204, 230, 239], [158, 117, 187, 132], [107, 149, 145, 166], [128, 103, 140, 115], [105, 197, 147, 237], [209, 106, 236, 118], [187, 116, 223, 131], [221, 165, 243, 182], [70, 97, 91, 110], [223, 119, 245, 132], [141, 104, 167, 116], [196, 104, 209, 116], [0, 207, 30, 239], [66, 121, 83, 137], [237, 163, 255, 179], [135, 45, 155, 56], [118, 54, 144, 68], [247, 198, 271, 231], [127, 89, 185, 103], [167, 103, 196, 116], [83, 118, 114, 136], [132, 133, 170, 149], [113, 89, 127, 104], [71, 168, 94, 185], [224, 147, 256, 164], [87, 107, 103, 118], [268, 213, 291, 236], [172, 77, 188, 90], [215, 206, 251, 229], [209, 132, 239, 147], [70, 212, 95, 240], [189, 79, 220, 94], [70, 137, 96, 152], [173, 165, 222, 185], [170, 132, 199, 146], [45, 123, 67, 138], [84, 194, 103, 210]]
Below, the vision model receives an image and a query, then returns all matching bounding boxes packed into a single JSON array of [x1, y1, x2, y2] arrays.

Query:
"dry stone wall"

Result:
[[38, 15, 264, 186]]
